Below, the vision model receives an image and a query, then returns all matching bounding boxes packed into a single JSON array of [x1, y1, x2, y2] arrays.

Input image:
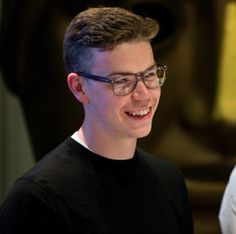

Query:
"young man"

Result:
[[0, 7, 193, 234]]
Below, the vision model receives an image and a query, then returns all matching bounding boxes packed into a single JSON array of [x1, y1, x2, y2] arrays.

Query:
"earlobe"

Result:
[[67, 73, 89, 104]]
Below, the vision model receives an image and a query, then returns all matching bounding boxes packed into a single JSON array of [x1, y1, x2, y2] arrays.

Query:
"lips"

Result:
[[126, 108, 151, 117]]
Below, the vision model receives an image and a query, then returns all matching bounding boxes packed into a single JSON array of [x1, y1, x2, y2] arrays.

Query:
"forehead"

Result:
[[89, 41, 155, 75]]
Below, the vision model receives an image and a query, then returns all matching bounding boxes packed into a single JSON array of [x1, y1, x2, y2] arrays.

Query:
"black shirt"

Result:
[[0, 137, 193, 234]]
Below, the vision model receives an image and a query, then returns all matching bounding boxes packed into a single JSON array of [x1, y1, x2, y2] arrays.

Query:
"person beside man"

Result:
[[219, 165, 236, 233]]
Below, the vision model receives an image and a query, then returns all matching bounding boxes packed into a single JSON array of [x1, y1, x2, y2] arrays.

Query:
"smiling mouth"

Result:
[[126, 108, 151, 118]]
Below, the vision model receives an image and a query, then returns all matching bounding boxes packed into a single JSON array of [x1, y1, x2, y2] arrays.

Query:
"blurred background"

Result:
[[0, 0, 236, 233]]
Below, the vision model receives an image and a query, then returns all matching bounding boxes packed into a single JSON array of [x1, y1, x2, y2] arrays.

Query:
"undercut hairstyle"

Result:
[[63, 7, 159, 73]]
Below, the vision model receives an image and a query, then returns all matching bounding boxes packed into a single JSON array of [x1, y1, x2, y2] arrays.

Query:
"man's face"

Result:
[[83, 41, 161, 141]]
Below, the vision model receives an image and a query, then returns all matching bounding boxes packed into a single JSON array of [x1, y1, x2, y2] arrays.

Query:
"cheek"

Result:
[[158, 90, 162, 101], [89, 85, 125, 120], [154, 88, 161, 103], [93, 93, 116, 117], [103, 99, 125, 122]]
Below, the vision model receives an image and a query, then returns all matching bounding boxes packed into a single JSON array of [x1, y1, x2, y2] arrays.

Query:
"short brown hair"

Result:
[[63, 7, 159, 73]]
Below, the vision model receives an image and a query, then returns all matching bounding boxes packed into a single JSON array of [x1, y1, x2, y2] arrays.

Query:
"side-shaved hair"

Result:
[[63, 7, 159, 73]]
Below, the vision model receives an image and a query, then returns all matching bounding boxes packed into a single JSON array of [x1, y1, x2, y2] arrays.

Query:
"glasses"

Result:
[[75, 64, 168, 96]]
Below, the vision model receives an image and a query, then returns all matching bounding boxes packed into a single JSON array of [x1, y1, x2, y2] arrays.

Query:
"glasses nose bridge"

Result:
[[135, 71, 145, 83], [132, 72, 150, 94]]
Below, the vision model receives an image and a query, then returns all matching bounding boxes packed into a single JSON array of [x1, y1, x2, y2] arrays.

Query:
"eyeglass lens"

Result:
[[112, 66, 166, 96]]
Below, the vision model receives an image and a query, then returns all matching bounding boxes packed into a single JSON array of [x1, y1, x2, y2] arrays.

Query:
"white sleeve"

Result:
[[219, 165, 236, 234]]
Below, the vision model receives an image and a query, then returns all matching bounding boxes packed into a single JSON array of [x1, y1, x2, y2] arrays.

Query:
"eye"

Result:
[[156, 68, 166, 78], [144, 69, 157, 79], [113, 76, 133, 85]]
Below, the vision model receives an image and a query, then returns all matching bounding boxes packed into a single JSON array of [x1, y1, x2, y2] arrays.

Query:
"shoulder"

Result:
[[228, 166, 236, 187], [220, 165, 236, 205], [137, 147, 184, 182], [219, 165, 236, 233], [0, 138, 95, 218], [136, 147, 188, 204], [137, 148, 194, 232], [9, 138, 95, 202], [25, 137, 92, 180], [1, 178, 52, 209]]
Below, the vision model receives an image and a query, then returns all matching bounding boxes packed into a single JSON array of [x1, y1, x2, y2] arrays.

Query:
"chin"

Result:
[[135, 128, 152, 139]]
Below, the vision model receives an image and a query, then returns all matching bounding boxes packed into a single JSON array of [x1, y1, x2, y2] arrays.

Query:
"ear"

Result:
[[67, 73, 89, 104]]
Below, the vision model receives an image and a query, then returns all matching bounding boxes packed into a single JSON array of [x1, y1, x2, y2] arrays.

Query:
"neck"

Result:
[[77, 125, 137, 160]]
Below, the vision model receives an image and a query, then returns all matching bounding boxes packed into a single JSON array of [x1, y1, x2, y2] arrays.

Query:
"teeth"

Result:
[[128, 109, 150, 116]]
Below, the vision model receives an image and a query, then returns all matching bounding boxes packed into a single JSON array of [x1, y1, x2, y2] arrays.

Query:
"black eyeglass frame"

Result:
[[75, 64, 168, 96]]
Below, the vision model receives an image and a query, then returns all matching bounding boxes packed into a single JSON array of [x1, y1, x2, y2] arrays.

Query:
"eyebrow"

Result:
[[107, 63, 157, 77]]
